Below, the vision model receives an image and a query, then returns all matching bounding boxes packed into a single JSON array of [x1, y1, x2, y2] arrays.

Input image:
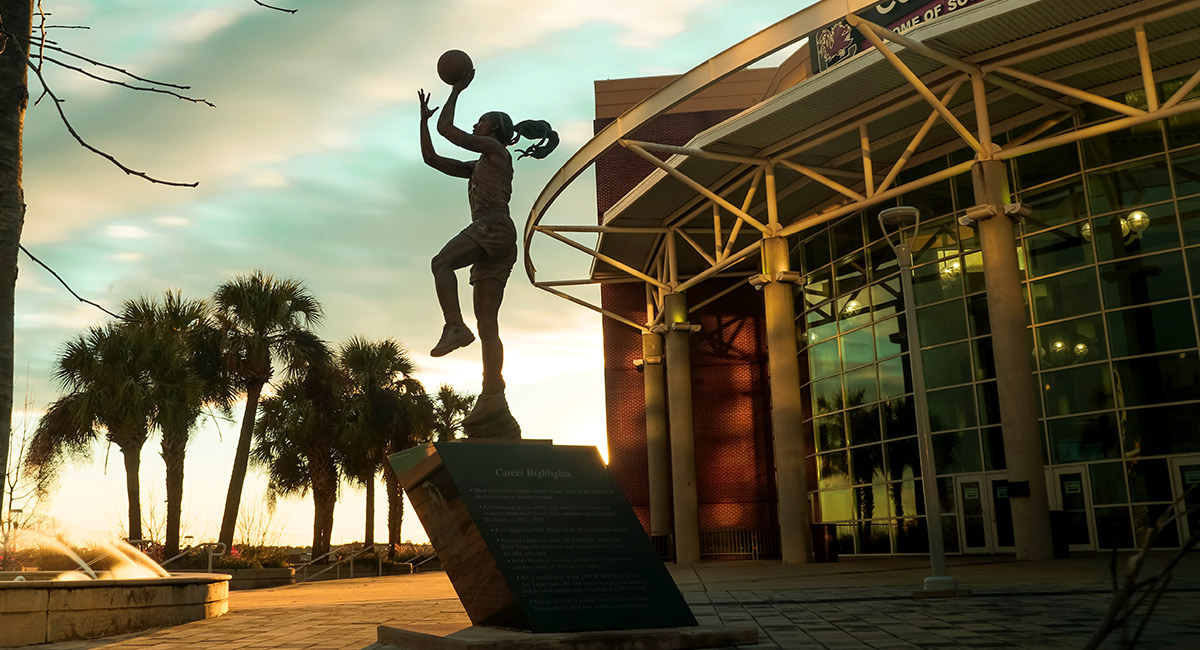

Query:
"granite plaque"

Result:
[[390, 441, 697, 633]]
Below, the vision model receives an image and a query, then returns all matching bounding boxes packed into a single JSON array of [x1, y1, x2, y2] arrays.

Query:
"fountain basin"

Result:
[[0, 572, 229, 647]]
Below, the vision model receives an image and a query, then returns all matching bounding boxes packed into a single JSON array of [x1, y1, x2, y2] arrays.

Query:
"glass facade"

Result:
[[794, 79, 1200, 554]]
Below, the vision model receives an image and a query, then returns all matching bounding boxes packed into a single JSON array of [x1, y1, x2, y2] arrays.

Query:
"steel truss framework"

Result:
[[524, 0, 1200, 331]]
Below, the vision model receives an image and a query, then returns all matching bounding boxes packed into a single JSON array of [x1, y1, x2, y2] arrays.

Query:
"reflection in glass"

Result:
[[1090, 462, 1129, 505], [805, 301, 838, 344], [809, 338, 840, 379], [847, 405, 881, 446], [1172, 148, 1200, 198], [1036, 314, 1107, 369], [841, 325, 876, 370], [1180, 196, 1200, 245], [937, 477, 956, 514], [881, 397, 917, 440], [1123, 403, 1200, 457], [1090, 203, 1179, 261], [1086, 156, 1173, 215], [816, 414, 846, 451], [1026, 224, 1093, 278], [1021, 178, 1087, 231], [1042, 363, 1114, 417], [804, 266, 833, 309], [966, 293, 991, 337], [1046, 413, 1120, 463], [922, 341, 972, 389], [963, 251, 986, 294], [835, 251, 869, 296], [972, 338, 996, 381], [1094, 506, 1134, 549], [857, 518, 892, 554], [867, 239, 898, 281], [911, 216, 961, 266], [1082, 124, 1164, 169], [1017, 142, 1082, 189], [871, 277, 904, 320], [874, 315, 907, 360], [1126, 459, 1172, 502], [913, 258, 964, 306], [1133, 504, 1181, 548], [1099, 251, 1188, 309], [818, 488, 854, 522], [1112, 352, 1200, 408], [982, 426, 1006, 471], [1030, 267, 1100, 324], [926, 385, 977, 432], [917, 300, 968, 347], [878, 357, 913, 401], [851, 445, 886, 485], [895, 516, 929, 553], [888, 481, 923, 518], [812, 375, 843, 414], [801, 230, 831, 274], [817, 451, 850, 489], [976, 382, 1001, 427], [832, 214, 865, 259], [885, 437, 920, 480], [933, 430, 983, 475], [1106, 301, 1196, 358]]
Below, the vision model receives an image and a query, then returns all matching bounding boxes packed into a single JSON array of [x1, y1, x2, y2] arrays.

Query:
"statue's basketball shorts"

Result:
[[461, 214, 517, 286]]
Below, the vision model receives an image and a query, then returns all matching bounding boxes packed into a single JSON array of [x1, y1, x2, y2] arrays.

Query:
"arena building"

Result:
[[523, 0, 1200, 564]]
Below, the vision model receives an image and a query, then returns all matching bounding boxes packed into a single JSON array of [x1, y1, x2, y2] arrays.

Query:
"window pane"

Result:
[[1106, 301, 1196, 358], [818, 489, 854, 521], [911, 217, 961, 266], [1046, 413, 1120, 463], [1030, 267, 1100, 323], [972, 338, 996, 381], [804, 266, 834, 309], [933, 429, 983, 474], [982, 426, 1006, 471], [1188, 247, 1200, 294], [963, 251, 986, 294], [1042, 363, 1114, 417], [867, 240, 898, 282], [977, 382, 1001, 427], [885, 438, 921, 480], [871, 277, 904, 321], [832, 214, 865, 259], [874, 315, 907, 359], [844, 365, 879, 407], [841, 325, 876, 370], [1172, 147, 1200, 199], [881, 397, 917, 440], [1017, 143, 1081, 190], [806, 301, 838, 345], [1025, 225, 1093, 278], [835, 251, 869, 296], [847, 405, 881, 446], [1036, 314, 1107, 369], [896, 515, 929, 552], [812, 375, 843, 414], [809, 338, 839, 379], [851, 444, 886, 485], [878, 356, 913, 401], [1122, 403, 1200, 456], [838, 293, 873, 333], [1086, 156, 1173, 215], [1082, 125, 1164, 169], [917, 300, 968, 347], [927, 385, 977, 432], [1179, 196, 1200, 246], [802, 230, 831, 273], [923, 341, 972, 389], [913, 258, 964, 306], [816, 414, 846, 451], [1090, 203, 1179, 261], [889, 482, 923, 518], [1090, 462, 1129, 505], [1111, 351, 1200, 408], [817, 451, 850, 489], [966, 293, 991, 337], [1099, 251, 1189, 309], [1021, 178, 1088, 231], [1133, 504, 1181, 548], [1094, 506, 1134, 549], [1126, 459, 1172, 502]]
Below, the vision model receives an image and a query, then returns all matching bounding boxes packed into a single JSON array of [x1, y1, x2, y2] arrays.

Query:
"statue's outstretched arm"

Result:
[[436, 71, 506, 159], [419, 89, 472, 178]]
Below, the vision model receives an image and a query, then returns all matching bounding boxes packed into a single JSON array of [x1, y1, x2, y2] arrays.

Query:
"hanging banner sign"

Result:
[[808, 0, 991, 73]]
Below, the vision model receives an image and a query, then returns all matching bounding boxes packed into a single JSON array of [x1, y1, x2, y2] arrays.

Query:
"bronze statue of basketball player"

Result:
[[418, 69, 557, 438]]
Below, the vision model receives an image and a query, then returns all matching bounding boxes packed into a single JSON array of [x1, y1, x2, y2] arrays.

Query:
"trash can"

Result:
[[811, 523, 839, 562], [1049, 510, 1070, 559]]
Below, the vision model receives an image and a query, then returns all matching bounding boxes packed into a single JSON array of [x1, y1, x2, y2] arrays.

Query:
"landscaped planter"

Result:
[[173, 567, 294, 590]]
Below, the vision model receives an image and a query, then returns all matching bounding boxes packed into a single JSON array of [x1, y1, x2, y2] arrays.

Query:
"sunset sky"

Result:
[[11, 0, 808, 547]]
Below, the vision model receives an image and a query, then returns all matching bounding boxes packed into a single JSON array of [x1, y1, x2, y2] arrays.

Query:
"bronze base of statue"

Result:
[[462, 390, 521, 439]]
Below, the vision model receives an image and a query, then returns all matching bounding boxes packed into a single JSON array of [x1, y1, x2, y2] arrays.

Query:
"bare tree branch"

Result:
[[17, 245, 124, 320], [42, 56, 215, 107], [254, 1, 298, 14], [29, 41, 193, 90]]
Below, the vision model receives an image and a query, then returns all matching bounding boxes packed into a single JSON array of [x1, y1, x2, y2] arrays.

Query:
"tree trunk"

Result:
[[161, 427, 187, 558], [0, 0, 33, 520], [364, 471, 374, 546], [122, 446, 142, 541], [309, 448, 337, 559], [219, 380, 263, 548], [384, 464, 402, 555]]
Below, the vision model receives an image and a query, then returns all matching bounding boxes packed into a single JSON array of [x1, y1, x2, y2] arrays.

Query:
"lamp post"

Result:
[[878, 206, 958, 594]]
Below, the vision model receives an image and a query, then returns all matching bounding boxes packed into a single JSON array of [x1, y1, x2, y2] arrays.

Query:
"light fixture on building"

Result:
[[1073, 343, 1089, 357], [1080, 210, 1150, 243], [1051, 340, 1066, 353], [940, 259, 961, 283], [841, 299, 862, 316]]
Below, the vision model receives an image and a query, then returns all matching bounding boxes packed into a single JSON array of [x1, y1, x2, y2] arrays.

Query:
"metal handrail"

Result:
[[297, 543, 387, 583], [159, 542, 227, 572]]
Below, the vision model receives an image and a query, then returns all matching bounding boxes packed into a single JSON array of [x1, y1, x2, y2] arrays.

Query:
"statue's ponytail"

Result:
[[510, 119, 559, 160]]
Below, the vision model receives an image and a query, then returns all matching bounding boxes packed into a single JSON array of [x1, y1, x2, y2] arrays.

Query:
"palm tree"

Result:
[[25, 323, 154, 540], [432, 384, 475, 442], [339, 337, 424, 546], [213, 270, 322, 549], [121, 292, 232, 558], [251, 337, 344, 558]]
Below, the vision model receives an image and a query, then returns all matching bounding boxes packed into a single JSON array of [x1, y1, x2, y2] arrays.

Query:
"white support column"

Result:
[[972, 159, 1055, 561], [761, 235, 812, 565], [663, 292, 700, 564]]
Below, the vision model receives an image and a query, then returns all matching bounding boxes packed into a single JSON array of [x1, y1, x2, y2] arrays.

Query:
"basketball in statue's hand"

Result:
[[437, 49, 473, 85]]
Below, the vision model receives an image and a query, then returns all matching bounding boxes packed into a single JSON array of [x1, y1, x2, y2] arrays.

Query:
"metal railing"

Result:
[[296, 543, 389, 583], [160, 543, 227, 572], [700, 528, 781, 560]]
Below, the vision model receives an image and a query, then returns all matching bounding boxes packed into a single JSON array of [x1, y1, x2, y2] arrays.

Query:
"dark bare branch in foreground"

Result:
[[254, 1, 298, 13], [17, 246, 125, 321], [42, 56, 215, 106], [29, 41, 193, 90]]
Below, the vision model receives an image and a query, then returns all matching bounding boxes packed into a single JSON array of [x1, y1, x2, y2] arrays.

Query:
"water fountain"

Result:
[[0, 532, 230, 647]]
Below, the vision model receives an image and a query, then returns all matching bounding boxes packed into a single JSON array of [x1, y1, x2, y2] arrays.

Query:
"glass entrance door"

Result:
[[956, 476, 991, 553], [1170, 456, 1200, 543], [1051, 465, 1095, 552]]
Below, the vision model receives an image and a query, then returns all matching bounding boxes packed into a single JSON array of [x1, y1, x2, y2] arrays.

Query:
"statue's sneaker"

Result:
[[430, 324, 475, 357]]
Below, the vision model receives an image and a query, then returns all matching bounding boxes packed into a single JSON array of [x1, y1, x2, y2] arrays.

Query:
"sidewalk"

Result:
[[11, 555, 1200, 649]]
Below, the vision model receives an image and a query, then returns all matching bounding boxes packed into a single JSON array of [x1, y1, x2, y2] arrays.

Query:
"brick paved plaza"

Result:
[[11, 555, 1200, 649]]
